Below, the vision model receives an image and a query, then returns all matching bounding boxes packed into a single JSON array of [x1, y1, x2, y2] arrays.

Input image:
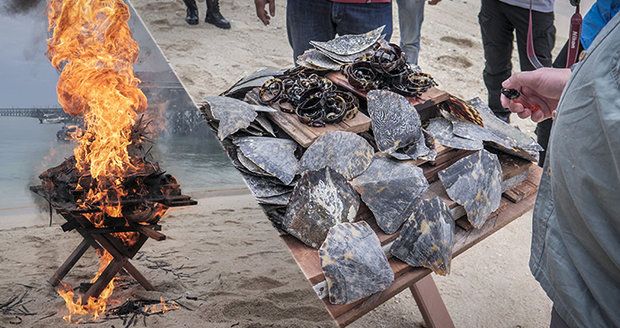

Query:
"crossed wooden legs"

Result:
[[410, 275, 455, 328], [49, 230, 155, 299]]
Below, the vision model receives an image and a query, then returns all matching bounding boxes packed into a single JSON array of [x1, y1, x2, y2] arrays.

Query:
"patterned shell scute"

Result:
[[438, 149, 502, 229], [298, 131, 374, 180], [319, 221, 394, 304], [283, 167, 361, 249], [310, 26, 385, 56], [351, 156, 429, 234], [426, 117, 484, 151], [390, 197, 455, 275], [206, 96, 258, 140], [367, 90, 423, 153], [234, 136, 299, 185]]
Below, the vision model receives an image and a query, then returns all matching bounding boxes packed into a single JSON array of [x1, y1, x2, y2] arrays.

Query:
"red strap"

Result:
[[566, 6, 582, 67]]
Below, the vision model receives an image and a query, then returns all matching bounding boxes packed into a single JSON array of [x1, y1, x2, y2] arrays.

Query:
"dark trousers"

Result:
[[479, 0, 555, 121], [286, 0, 393, 59], [535, 41, 584, 167]]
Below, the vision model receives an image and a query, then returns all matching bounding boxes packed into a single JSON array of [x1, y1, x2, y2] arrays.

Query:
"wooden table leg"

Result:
[[410, 275, 454, 328], [49, 239, 91, 287]]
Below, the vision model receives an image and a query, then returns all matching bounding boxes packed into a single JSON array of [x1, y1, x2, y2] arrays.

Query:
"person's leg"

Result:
[[550, 307, 571, 328], [396, 0, 425, 65], [509, 5, 555, 71], [205, 0, 231, 29], [479, 0, 514, 122], [183, 0, 199, 25], [286, 0, 336, 60], [332, 2, 393, 41]]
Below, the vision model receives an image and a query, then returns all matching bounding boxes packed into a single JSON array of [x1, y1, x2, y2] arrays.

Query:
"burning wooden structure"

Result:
[[31, 152, 196, 301]]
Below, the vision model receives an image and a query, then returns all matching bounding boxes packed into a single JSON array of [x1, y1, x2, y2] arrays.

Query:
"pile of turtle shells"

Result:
[[258, 67, 359, 127], [342, 43, 438, 98]]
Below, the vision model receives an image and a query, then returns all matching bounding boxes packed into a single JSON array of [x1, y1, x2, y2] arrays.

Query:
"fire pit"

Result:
[[30, 153, 196, 300]]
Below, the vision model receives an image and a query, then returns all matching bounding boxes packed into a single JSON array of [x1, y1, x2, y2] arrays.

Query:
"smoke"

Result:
[[1, 0, 44, 15]]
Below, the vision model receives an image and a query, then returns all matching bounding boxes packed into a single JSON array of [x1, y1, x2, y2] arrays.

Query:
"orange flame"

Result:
[[47, 0, 147, 321]]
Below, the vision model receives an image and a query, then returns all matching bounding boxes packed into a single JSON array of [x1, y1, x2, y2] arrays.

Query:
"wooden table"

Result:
[[281, 160, 542, 327]]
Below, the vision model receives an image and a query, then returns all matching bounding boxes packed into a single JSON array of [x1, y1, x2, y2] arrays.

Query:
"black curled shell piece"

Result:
[[258, 67, 360, 127]]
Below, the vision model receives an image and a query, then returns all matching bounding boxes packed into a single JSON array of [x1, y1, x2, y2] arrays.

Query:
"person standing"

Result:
[[479, 0, 556, 122], [183, 0, 231, 29], [535, 1, 620, 167], [501, 13, 620, 327], [396, 0, 441, 66], [254, 0, 393, 60]]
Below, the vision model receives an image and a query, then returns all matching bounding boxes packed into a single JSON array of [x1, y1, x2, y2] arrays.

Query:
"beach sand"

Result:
[[0, 0, 579, 326]]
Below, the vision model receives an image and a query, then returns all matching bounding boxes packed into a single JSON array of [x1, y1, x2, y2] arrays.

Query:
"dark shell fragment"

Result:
[[205, 96, 258, 140], [426, 117, 483, 151], [319, 221, 394, 304], [239, 172, 293, 199], [234, 137, 299, 185], [438, 149, 502, 229], [283, 168, 361, 248], [448, 98, 542, 161], [310, 26, 384, 56], [297, 49, 343, 71], [351, 156, 429, 234], [367, 90, 424, 153], [299, 131, 374, 180], [389, 197, 455, 275]]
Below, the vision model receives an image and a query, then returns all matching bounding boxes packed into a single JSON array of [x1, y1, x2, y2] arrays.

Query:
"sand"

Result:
[[0, 0, 573, 326]]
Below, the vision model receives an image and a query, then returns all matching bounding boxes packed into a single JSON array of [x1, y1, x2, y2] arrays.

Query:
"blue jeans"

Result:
[[286, 0, 393, 59], [396, 0, 425, 65]]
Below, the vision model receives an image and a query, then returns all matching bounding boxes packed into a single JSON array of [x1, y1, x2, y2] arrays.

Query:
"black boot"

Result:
[[183, 0, 199, 25], [205, 0, 231, 29]]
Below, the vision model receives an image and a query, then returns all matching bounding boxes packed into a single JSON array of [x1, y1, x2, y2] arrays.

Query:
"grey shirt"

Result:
[[530, 12, 620, 328], [500, 0, 554, 12]]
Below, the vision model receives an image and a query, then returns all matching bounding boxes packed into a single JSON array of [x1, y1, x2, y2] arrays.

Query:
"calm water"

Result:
[[0, 1, 245, 228]]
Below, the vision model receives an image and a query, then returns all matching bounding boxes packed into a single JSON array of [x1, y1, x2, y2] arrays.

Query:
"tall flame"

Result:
[[47, 0, 146, 321]]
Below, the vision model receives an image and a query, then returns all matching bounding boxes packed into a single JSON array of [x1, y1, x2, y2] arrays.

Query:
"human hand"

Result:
[[500, 67, 571, 122], [255, 0, 276, 25], [428, 0, 441, 5]]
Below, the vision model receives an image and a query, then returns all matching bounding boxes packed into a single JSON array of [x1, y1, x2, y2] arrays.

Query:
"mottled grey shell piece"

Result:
[[297, 49, 343, 71], [319, 221, 394, 304], [310, 26, 385, 56], [438, 149, 502, 229], [367, 90, 423, 153], [426, 118, 484, 151], [240, 172, 293, 199], [256, 192, 292, 206], [206, 96, 258, 140], [390, 197, 455, 276], [234, 137, 299, 185], [449, 98, 542, 161], [299, 131, 374, 180], [283, 167, 361, 249], [401, 133, 437, 161], [237, 151, 271, 176], [351, 156, 429, 234]]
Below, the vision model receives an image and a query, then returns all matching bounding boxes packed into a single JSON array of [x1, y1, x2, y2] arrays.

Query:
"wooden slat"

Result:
[[329, 167, 542, 326], [410, 275, 455, 328]]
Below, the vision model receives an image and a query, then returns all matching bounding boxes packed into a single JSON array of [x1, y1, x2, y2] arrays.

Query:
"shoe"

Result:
[[205, 0, 231, 29], [183, 0, 199, 25]]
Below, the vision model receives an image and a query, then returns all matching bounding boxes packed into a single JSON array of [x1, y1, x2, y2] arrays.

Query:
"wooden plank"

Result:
[[136, 225, 166, 241], [410, 275, 455, 328], [329, 167, 542, 325], [49, 239, 91, 287], [326, 72, 450, 115]]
